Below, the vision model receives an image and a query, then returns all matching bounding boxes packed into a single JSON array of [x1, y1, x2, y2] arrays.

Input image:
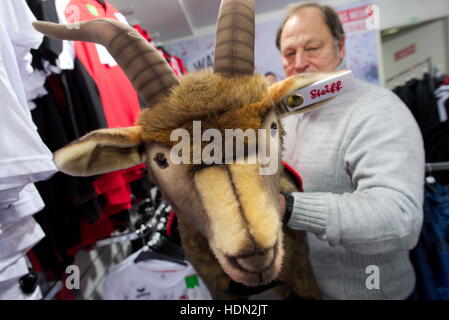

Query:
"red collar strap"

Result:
[[166, 209, 176, 237], [282, 161, 303, 192]]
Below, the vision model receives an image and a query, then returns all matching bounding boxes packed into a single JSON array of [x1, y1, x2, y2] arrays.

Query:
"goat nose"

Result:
[[235, 248, 274, 272]]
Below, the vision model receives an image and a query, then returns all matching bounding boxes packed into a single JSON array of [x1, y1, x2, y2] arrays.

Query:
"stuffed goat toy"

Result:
[[33, 0, 348, 299]]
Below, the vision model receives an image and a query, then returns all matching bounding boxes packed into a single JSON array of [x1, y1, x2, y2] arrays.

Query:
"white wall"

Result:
[[375, 0, 449, 30]]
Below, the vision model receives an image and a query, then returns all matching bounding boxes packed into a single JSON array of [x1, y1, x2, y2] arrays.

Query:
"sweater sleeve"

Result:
[[287, 89, 425, 255]]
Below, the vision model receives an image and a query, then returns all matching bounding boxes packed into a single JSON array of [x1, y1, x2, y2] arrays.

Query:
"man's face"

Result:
[[280, 7, 345, 76]]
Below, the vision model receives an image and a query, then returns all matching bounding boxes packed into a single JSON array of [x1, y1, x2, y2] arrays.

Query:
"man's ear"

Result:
[[268, 70, 354, 118], [337, 35, 346, 66], [53, 126, 147, 177]]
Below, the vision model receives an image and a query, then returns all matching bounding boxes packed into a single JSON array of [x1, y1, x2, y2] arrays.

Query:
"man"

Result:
[[277, 3, 425, 299], [264, 71, 278, 85]]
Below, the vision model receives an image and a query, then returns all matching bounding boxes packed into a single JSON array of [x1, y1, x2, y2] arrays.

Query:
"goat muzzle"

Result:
[[233, 247, 275, 273]]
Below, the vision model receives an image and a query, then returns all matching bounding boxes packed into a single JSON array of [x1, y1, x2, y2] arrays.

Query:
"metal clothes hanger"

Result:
[[133, 203, 187, 266]]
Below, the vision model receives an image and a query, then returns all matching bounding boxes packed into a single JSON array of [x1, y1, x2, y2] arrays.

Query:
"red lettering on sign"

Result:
[[310, 81, 343, 99], [394, 44, 416, 61], [338, 5, 371, 24]]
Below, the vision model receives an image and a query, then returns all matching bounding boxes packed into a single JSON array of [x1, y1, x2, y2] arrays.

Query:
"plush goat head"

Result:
[[34, 0, 344, 286]]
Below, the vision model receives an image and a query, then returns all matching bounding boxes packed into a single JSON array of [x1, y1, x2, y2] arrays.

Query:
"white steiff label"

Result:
[[284, 70, 355, 112]]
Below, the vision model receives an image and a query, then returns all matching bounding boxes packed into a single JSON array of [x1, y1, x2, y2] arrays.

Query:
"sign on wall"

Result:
[[187, 46, 215, 72], [394, 44, 417, 62], [165, 35, 215, 73], [337, 0, 381, 84]]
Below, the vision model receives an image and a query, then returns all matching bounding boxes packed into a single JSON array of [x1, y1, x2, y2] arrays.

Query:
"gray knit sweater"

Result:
[[281, 79, 425, 300]]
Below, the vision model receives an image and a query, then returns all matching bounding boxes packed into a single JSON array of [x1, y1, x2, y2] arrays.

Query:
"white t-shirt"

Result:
[[0, 22, 57, 192], [0, 276, 42, 300], [0, 184, 45, 284], [0, 215, 45, 261], [0, 0, 47, 109], [0, 254, 29, 283], [102, 249, 212, 300], [0, 184, 44, 223], [54, 0, 75, 70], [0, 186, 26, 210], [0, 2, 56, 289]]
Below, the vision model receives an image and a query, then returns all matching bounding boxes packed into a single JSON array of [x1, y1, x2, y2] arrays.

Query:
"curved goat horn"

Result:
[[33, 18, 178, 107], [213, 0, 255, 76]]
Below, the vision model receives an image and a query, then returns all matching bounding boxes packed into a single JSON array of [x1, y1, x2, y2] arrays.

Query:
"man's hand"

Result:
[[279, 192, 294, 225]]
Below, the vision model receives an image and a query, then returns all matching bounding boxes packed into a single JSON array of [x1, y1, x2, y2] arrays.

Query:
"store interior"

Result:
[[1, 0, 449, 301]]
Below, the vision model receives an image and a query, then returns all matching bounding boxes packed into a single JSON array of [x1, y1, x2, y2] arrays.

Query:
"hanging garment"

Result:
[[434, 83, 449, 123], [415, 74, 440, 139], [0, 6, 53, 279], [133, 24, 153, 43], [102, 249, 212, 300], [26, 0, 63, 72], [0, 184, 45, 225], [158, 47, 187, 77], [55, 0, 146, 249], [55, 0, 141, 127], [0, 0, 81, 282], [392, 75, 440, 142], [0, 182, 68, 288], [0, 215, 45, 262], [38, 0, 143, 218], [0, 0, 49, 109], [0, 3, 57, 297], [0, 7, 56, 192], [0, 255, 29, 284], [425, 120, 449, 185], [0, 214, 45, 298], [0, 276, 42, 300], [22, 0, 147, 278], [410, 182, 449, 300], [55, 0, 145, 210], [169, 55, 187, 77]]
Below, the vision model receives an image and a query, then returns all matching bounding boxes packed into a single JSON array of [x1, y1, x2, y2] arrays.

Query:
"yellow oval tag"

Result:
[[86, 4, 99, 17]]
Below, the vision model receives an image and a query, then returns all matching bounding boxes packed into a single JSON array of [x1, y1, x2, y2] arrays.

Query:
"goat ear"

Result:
[[268, 70, 354, 118], [53, 126, 147, 177]]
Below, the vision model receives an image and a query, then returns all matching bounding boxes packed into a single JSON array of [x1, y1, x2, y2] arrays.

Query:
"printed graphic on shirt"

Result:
[[86, 4, 99, 17], [102, 251, 212, 300], [135, 287, 151, 299]]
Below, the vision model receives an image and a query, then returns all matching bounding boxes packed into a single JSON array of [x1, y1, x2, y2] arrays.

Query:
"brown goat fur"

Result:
[[46, 68, 337, 299], [176, 168, 321, 299], [138, 70, 272, 147]]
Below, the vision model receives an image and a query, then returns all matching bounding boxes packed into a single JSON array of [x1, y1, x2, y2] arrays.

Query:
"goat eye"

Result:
[[154, 153, 168, 169], [270, 122, 278, 136]]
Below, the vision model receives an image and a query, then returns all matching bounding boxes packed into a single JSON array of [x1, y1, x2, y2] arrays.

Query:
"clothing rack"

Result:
[[386, 57, 434, 91], [42, 281, 63, 300], [426, 161, 449, 172], [93, 201, 171, 247]]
